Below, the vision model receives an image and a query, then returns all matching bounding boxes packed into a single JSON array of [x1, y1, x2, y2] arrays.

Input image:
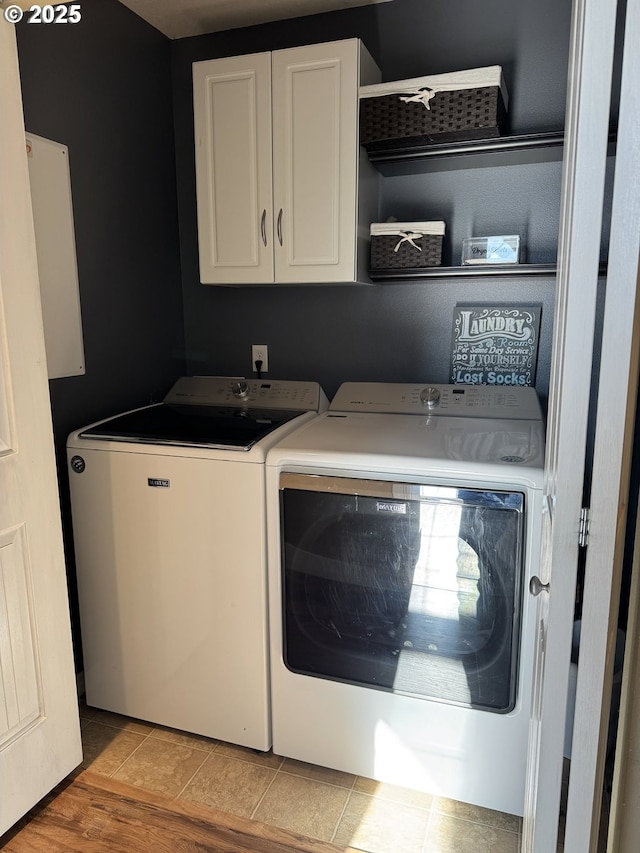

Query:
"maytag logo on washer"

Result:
[[376, 501, 407, 514], [148, 478, 170, 488]]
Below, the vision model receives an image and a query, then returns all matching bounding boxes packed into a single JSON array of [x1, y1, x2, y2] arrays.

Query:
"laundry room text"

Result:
[[450, 305, 541, 387]]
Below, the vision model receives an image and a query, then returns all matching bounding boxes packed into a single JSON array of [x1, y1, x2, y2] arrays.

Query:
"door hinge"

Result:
[[579, 507, 590, 548]]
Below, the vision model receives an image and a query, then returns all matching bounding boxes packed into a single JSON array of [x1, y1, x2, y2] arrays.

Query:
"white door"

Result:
[[272, 40, 359, 284], [0, 23, 82, 834], [193, 52, 273, 284], [523, 0, 639, 850]]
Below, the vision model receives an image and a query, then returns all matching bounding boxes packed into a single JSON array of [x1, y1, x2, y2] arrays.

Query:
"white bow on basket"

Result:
[[399, 87, 436, 110], [394, 232, 424, 252]]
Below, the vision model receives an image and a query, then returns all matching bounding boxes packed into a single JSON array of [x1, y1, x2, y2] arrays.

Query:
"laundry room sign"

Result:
[[450, 305, 541, 386]]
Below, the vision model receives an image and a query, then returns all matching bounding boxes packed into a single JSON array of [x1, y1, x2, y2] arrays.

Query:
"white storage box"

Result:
[[462, 235, 521, 265]]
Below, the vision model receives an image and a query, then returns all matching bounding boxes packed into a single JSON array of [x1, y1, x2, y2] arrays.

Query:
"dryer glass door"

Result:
[[279, 474, 525, 712]]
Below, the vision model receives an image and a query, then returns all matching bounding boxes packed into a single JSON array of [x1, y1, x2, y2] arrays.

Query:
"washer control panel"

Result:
[[164, 376, 328, 412], [329, 382, 542, 420]]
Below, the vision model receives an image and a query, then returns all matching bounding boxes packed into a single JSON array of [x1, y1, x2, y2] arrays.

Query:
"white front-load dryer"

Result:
[[67, 376, 327, 750], [265, 382, 544, 814]]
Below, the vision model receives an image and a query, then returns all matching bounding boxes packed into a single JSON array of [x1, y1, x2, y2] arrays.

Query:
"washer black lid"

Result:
[[79, 403, 304, 451]]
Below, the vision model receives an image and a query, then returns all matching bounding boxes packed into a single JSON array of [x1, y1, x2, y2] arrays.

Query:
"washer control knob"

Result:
[[231, 381, 250, 399], [419, 386, 441, 409]]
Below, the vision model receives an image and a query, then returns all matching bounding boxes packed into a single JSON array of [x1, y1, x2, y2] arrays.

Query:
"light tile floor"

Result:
[[78, 702, 523, 852]]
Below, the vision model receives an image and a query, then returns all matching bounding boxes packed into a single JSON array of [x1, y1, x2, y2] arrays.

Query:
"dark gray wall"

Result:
[[17, 0, 184, 668], [171, 0, 574, 402], [18, 0, 185, 435]]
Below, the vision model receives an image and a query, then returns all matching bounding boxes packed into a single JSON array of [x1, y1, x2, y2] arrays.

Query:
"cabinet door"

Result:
[[272, 40, 359, 283], [193, 53, 273, 284]]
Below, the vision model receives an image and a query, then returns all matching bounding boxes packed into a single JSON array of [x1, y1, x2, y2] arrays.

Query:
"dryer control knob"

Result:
[[420, 386, 441, 409], [232, 381, 250, 398]]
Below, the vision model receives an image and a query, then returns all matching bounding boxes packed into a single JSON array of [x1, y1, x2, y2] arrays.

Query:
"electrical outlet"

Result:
[[251, 344, 268, 373]]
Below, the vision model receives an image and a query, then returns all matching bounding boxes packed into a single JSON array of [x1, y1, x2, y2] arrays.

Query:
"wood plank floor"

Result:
[[0, 769, 359, 853]]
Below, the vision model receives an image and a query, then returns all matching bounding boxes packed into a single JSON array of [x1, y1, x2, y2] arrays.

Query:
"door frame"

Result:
[[563, 0, 640, 846], [524, 0, 640, 850]]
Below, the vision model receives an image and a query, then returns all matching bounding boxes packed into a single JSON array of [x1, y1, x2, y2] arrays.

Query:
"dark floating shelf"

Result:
[[366, 131, 566, 167], [368, 264, 559, 281], [368, 262, 608, 282], [364, 129, 616, 175]]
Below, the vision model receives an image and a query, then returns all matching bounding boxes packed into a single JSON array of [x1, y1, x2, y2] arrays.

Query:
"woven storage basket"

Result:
[[360, 66, 508, 150], [370, 222, 445, 269]]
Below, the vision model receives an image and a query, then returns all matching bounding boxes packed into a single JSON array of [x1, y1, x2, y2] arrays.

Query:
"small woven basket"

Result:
[[370, 225, 444, 269]]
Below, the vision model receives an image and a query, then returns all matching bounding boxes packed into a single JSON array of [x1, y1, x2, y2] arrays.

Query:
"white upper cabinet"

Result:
[[272, 41, 364, 283], [193, 39, 380, 285], [193, 52, 274, 284]]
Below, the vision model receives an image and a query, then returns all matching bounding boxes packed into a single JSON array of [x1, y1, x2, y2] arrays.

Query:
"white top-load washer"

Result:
[[265, 382, 544, 815], [67, 376, 327, 750]]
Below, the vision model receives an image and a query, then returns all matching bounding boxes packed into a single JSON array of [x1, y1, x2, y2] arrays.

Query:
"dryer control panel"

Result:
[[329, 382, 542, 420]]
